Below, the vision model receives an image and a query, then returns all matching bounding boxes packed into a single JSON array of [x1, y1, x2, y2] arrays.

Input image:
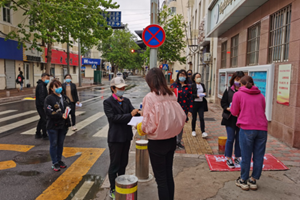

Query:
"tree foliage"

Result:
[[98, 27, 144, 73], [1, 0, 118, 72]]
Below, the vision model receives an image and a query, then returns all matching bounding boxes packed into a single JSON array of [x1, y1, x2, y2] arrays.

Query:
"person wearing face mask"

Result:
[[187, 70, 193, 84], [44, 80, 72, 172], [35, 73, 50, 140], [62, 74, 80, 131], [221, 71, 245, 169], [103, 77, 140, 199], [170, 69, 193, 149], [191, 73, 208, 138]]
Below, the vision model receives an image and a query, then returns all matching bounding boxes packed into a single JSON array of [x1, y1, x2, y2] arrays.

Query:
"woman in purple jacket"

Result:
[[231, 76, 268, 191]]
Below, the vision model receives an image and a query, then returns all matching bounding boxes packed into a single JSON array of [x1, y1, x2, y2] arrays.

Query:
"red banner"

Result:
[[205, 154, 289, 172], [45, 48, 79, 66]]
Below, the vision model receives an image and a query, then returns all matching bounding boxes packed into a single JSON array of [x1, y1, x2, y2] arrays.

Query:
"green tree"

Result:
[[144, 6, 186, 65], [98, 26, 143, 74], [1, 0, 118, 73]]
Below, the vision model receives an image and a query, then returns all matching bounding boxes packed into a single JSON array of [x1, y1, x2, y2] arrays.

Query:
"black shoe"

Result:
[[109, 189, 115, 199], [234, 158, 241, 165], [42, 136, 49, 140], [52, 163, 60, 172], [35, 134, 42, 139], [226, 159, 235, 169], [248, 178, 258, 190], [177, 142, 185, 149], [58, 161, 67, 169], [235, 177, 249, 191]]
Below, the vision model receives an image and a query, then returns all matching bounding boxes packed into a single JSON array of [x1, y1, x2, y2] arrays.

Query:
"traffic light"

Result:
[[131, 49, 136, 53], [134, 30, 146, 50]]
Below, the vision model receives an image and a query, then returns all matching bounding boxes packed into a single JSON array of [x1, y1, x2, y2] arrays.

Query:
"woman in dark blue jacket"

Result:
[[170, 69, 193, 149]]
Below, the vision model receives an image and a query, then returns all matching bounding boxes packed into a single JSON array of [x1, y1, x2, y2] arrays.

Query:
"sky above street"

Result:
[[108, 0, 151, 36]]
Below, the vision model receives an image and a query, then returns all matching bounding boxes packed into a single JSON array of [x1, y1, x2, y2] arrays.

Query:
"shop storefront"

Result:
[[81, 58, 101, 83], [207, 0, 300, 148], [0, 38, 23, 89], [45, 48, 79, 83]]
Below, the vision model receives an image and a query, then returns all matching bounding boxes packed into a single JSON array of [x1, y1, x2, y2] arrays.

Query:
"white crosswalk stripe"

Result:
[[0, 111, 36, 123], [66, 112, 105, 136], [20, 111, 86, 135], [92, 124, 109, 138], [0, 110, 17, 116]]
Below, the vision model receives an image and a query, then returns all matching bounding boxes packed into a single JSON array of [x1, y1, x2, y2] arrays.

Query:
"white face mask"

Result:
[[196, 78, 201, 83]]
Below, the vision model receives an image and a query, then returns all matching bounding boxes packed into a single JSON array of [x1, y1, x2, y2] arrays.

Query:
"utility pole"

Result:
[[78, 39, 82, 87], [67, 34, 70, 74], [150, 0, 159, 69]]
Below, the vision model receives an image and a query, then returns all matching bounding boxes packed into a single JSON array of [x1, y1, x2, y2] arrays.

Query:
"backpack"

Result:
[[16, 75, 22, 83]]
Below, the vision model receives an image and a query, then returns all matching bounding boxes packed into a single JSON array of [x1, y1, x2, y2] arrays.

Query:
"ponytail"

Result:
[[240, 76, 254, 89]]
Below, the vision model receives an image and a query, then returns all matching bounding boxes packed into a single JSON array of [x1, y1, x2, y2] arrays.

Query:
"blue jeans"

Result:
[[48, 128, 68, 164], [225, 126, 241, 158], [20, 83, 23, 90], [239, 128, 267, 181]]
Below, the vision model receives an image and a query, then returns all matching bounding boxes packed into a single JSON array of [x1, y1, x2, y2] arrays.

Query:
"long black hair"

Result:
[[229, 71, 245, 86], [191, 73, 201, 83], [146, 68, 173, 96], [176, 69, 188, 84]]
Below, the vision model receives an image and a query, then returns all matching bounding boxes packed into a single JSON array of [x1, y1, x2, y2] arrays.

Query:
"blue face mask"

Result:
[[179, 77, 186, 82], [55, 87, 63, 94], [65, 79, 71, 83], [116, 90, 125, 97], [44, 80, 50, 84]]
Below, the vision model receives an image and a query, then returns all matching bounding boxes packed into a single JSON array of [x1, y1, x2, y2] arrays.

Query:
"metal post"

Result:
[[115, 175, 138, 200], [78, 39, 82, 87], [67, 34, 70, 74], [150, 0, 159, 69], [135, 140, 149, 180]]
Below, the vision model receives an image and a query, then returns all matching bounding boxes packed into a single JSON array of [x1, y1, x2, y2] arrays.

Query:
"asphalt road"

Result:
[[0, 76, 149, 200]]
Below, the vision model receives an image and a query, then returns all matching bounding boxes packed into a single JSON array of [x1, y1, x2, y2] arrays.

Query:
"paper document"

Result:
[[76, 103, 82, 107], [128, 116, 143, 126]]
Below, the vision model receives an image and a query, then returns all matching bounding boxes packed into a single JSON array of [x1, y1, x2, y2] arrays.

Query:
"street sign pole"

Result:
[[78, 39, 82, 87], [150, 0, 158, 69]]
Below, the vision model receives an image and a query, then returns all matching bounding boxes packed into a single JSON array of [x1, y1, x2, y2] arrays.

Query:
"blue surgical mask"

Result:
[[179, 77, 186, 82], [55, 87, 63, 94], [65, 79, 71, 83], [44, 80, 50, 84], [116, 90, 125, 97]]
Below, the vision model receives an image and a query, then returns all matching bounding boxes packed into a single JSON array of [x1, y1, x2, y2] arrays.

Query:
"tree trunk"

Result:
[[46, 43, 52, 74]]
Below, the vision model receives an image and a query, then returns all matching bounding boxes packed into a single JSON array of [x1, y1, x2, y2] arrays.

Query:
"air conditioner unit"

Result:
[[203, 53, 211, 63]]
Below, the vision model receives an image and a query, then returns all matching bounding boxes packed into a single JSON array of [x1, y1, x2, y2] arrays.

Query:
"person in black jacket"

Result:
[[187, 69, 193, 85], [62, 74, 80, 131], [191, 73, 208, 138], [16, 71, 25, 91], [44, 79, 71, 172], [35, 73, 50, 139], [221, 71, 245, 169], [103, 77, 140, 199]]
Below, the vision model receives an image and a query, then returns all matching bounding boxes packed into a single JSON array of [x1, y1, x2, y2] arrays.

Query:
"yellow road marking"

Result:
[[0, 144, 34, 170], [36, 147, 105, 200]]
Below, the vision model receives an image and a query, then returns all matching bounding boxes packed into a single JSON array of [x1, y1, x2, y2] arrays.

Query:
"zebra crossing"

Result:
[[0, 109, 109, 138]]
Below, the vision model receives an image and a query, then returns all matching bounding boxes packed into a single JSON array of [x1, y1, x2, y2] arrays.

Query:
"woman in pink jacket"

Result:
[[139, 68, 186, 200], [231, 76, 268, 191]]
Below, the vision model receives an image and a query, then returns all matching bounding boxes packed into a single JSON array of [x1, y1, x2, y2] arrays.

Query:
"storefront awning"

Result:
[[206, 0, 268, 37]]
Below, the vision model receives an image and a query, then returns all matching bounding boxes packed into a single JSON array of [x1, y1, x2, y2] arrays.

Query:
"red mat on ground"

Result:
[[205, 153, 289, 172]]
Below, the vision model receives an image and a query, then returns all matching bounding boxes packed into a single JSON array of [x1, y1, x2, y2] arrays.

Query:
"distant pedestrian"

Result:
[[171, 69, 193, 149], [16, 71, 25, 91], [231, 76, 268, 191], [187, 69, 193, 84], [103, 77, 140, 199], [44, 79, 71, 172], [62, 74, 80, 131], [221, 71, 245, 169], [35, 73, 50, 140], [138, 68, 186, 200], [191, 73, 208, 138]]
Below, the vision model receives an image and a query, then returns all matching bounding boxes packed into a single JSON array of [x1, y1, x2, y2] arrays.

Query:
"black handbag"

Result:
[[222, 111, 231, 120]]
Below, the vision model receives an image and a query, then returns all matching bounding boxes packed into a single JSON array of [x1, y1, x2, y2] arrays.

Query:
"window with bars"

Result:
[[269, 5, 291, 63], [221, 41, 227, 68], [247, 23, 261, 65], [2, 3, 11, 23], [170, 7, 176, 15], [231, 35, 239, 67]]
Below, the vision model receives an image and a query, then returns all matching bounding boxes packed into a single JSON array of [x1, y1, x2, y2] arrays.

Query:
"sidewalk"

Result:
[[96, 103, 300, 200], [0, 78, 110, 104]]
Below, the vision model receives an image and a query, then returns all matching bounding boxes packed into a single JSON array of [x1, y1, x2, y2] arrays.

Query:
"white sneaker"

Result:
[[72, 127, 77, 131], [202, 132, 208, 138], [192, 131, 196, 137]]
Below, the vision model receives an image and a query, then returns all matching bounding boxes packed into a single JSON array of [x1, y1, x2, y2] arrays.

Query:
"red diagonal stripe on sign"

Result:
[[146, 29, 161, 43]]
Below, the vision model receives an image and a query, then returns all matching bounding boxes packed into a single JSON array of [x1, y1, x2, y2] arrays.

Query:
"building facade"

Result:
[[207, 0, 300, 148]]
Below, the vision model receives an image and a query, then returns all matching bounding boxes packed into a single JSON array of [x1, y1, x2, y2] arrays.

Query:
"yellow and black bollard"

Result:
[[218, 136, 227, 154], [115, 175, 138, 200]]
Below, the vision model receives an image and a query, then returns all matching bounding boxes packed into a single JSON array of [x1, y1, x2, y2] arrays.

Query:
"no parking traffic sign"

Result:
[[142, 24, 165, 48]]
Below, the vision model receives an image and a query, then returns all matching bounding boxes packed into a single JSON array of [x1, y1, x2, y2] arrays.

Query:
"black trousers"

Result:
[[192, 101, 205, 132], [108, 141, 131, 190], [148, 137, 176, 200], [70, 102, 76, 126], [36, 106, 47, 137]]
